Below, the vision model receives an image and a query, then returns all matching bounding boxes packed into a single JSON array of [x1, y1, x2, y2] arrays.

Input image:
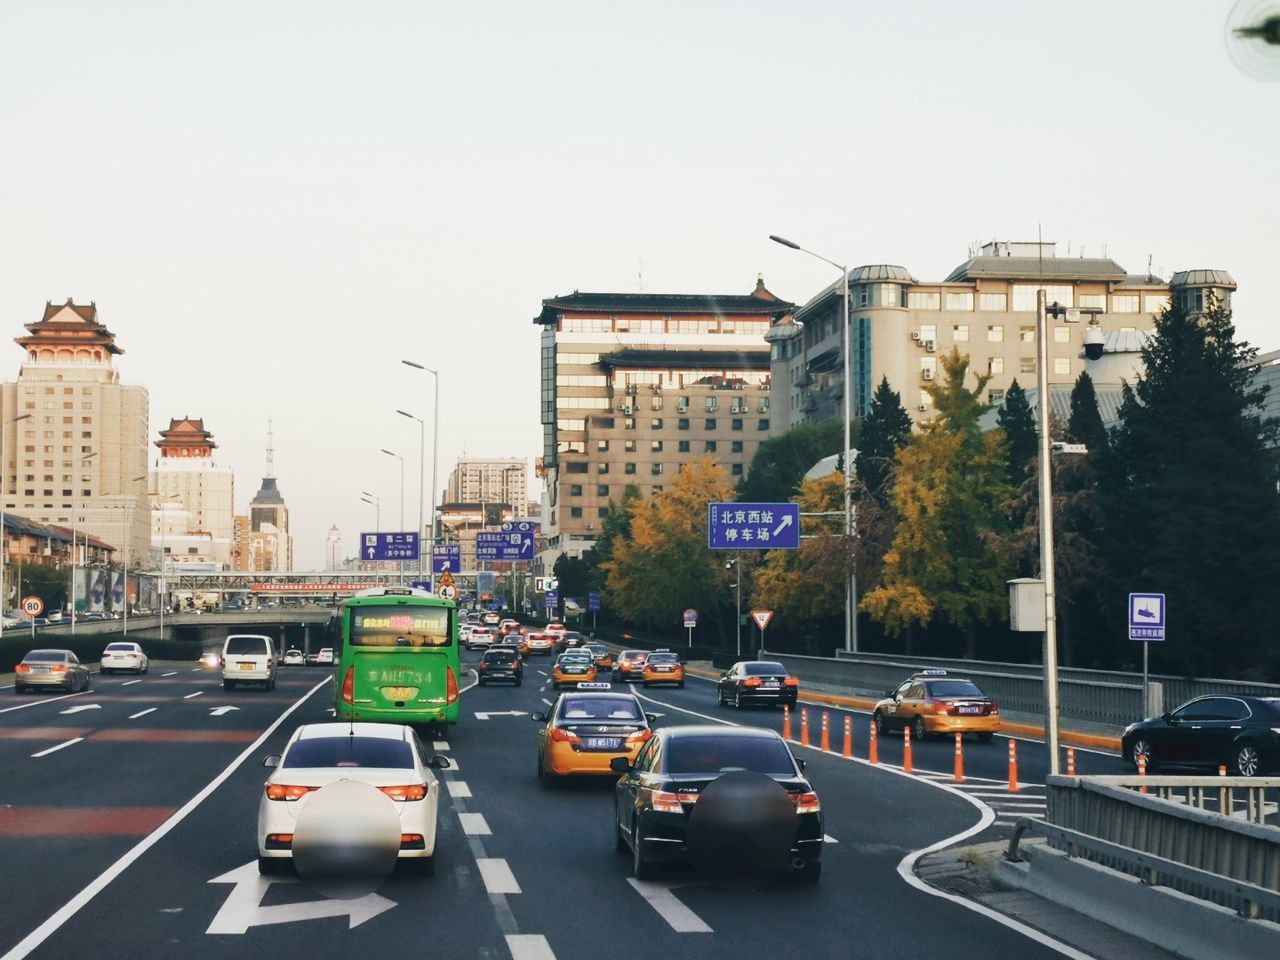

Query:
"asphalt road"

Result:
[[0, 652, 1108, 960]]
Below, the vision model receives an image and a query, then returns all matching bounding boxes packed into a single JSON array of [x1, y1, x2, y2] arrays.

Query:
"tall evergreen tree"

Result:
[[1099, 296, 1280, 678], [996, 379, 1037, 487], [737, 417, 844, 502], [857, 377, 914, 500], [1067, 371, 1109, 455]]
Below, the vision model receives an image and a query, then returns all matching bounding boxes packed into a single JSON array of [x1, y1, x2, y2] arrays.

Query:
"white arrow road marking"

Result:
[[128, 708, 157, 719], [31, 738, 84, 758], [446, 781, 472, 799], [183, 692, 204, 699], [475, 858, 520, 894], [626, 879, 712, 933], [473, 711, 525, 720], [59, 704, 101, 715], [208, 706, 240, 717], [824, 834, 839, 844], [458, 813, 490, 836], [206, 861, 395, 934], [506, 934, 556, 960]]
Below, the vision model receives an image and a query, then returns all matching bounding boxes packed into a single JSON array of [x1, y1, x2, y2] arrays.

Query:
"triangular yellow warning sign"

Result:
[[438, 569, 455, 588]]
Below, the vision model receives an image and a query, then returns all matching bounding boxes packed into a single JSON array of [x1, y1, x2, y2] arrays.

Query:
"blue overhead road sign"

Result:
[[707, 502, 800, 550], [362, 532, 420, 561], [476, 531, 534, 561], [432, 544, 462, 575]]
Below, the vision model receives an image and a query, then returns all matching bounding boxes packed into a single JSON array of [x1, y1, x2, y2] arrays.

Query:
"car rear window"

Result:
[[350, 605, 452, 647], [104, 643, 136, 652], [225, 637, 270, 655], [648, 653, 679, 664], [665, 735, 797, 775], [485, 650, 518, 664], [283, 736, 414, 769], [558, 697, 642, 722], [743, 662, 787, 677], [562, 632, 582, 641], [927, 680, 985, 698], [24, 650, 66, 662]]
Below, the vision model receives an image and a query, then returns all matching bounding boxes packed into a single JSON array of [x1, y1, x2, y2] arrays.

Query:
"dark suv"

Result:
[[477, 647, 523, 686]]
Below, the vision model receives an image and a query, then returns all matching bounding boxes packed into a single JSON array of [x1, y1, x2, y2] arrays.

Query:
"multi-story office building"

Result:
[[444, 458, 527, 514], [151, 417, 234, 569], [234, 428, 293, 571], [324, 524, 343, 571], [0, 300, 150, 569], [768, 242, 1237, 428], [533, 278, 793, 569]]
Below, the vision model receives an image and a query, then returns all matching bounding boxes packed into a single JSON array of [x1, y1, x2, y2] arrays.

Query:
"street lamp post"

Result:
[[381, 449, 405, 584], [71, 451, 99, 636], [401, 361, 440, 549], [360, 492, 381, 576], [1039, 291, 1064, 775], [0, 413, 32, 637], [770, 234, 857, 652], [153, 493, 179, 642], [397, 410, 426, 583], [725, 558, 742, 657], [122, 473, 147, 635]]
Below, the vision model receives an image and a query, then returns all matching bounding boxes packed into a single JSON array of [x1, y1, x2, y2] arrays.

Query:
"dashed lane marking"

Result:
[[121, 680, 142, 687], [506, 934, 556, 960], [536, 670, 547, 677], [31, 738, 83, 758], [458, 813, 491, 836], [540, 698, 552, 707], [183, 692, 204, 699], [447, 781, 472, 799], [128, 708, 157, 720], [625, 880, 712, 933], [433, 741, 450, 751], [162, 672, 178, 677], [476, 859, 521, 895]]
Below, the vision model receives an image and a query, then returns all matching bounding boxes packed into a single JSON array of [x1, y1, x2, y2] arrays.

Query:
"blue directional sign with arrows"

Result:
[[361, 532, 420, 561], [476, 531, 534, 561], [432, 545, 461, 575], [707, 502, 800, 550]]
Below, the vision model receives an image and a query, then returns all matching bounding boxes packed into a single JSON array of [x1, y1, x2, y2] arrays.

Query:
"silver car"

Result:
[[15, 649, 91, 693]]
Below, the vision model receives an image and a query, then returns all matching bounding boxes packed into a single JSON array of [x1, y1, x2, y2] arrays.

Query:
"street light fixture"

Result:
[[71, 451, 98, 636], [381, 449, 406, 584], [401, 361, 440, 549], [0, 412, 32, 637], [770, 233, 858, 653], [397, 409, 426, 583], [360, 493, 381, 573], [122, 473, 147, 635], [725, 558, 742, 657]]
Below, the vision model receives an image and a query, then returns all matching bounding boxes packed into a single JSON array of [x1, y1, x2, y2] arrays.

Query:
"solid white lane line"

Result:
[[536, 670, 547, 677], [505, 934, 556, 960], [540, 698, 552, 706], [433, 741, 450, 751], [183, 691, 203, 699], [121, 679, 142, 687], [31, 738, 84, 758], [458, 812, 491, 836], [161, 671, 178, 677], [447, 781, 472, 798], [625, 879, 712, 933], [0, 676, 331, 960], [476, 858, 521, 894], [0, 692, 83, 714], [128, 708, 157, 720]]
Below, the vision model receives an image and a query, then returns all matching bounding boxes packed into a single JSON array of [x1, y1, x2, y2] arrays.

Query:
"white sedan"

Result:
[[100, 641, 149, 675], [257, 723, 450, 875]]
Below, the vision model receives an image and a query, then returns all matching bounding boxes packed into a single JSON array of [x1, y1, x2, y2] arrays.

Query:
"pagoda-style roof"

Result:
[[16, 299, 124, 355], [156, 416, 217, 452], [533, 281, 794, 325]]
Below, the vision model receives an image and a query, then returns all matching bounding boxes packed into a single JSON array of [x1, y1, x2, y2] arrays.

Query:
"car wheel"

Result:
[[82, 675, 91, 692], [515, 678, 522, 686], [914, 717, 927, 742], [223, 679, 234, 691], [268, 677, 276, 691], [1130, 737, 1156, 772], [257, 856, 284, 876], [976, 732, 993, 743], [795, 859, 822, 884], [733, 690, 742, 709], [874, 712, 888, 736], [632, 818, 659, 880], [142, 663, 149, 674], [716, 686, 726, 706], [1234, 742, 1262, 778], [13, 684, 23, 695], [101, 668, 110, 676]]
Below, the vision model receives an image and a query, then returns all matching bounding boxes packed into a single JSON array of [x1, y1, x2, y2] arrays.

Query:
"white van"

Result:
[[222, 634, 278, 690]]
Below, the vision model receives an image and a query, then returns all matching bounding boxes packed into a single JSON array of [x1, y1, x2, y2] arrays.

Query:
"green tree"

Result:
[[583, 484, 642, 596], [1100, 296, 1280, 678], [861, 349, 1014, 657], [997, 379, 1037, 488], [551, 554, 590, 600], [857, 377, 913, 501], [1067, 371, 1109, 455], [737, 417, 844, 502]]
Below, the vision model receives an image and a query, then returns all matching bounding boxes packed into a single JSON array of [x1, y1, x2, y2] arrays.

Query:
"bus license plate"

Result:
[[585, 738, 622, 750]]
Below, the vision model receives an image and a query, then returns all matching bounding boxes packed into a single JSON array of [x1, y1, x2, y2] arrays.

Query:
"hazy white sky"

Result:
[[1, 2, 1273, 569]]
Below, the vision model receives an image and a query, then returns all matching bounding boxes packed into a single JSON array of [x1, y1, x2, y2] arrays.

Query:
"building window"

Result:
[[1144, 295, 1169, 314], [597, 462, 610, 474], [597, 440, 609, 451], [624, 418, 636, 430], [1019, 326, 1035, 343], [652, 463, 664, 475], [944, 292, 973, 310], [704, 419, 716, 430], [678, 441, 691, 452], [757, 419, 769, 431], [651, 440, 663, 452], [988, 324, 1004, 342], [598, 507, 609, 518], [566, 462, 588, 474], [570, 507, 583, 518], [1019, 357, 1036, 374], [557, 419, 586, 431], [988, 389, 1006, 405], [650, 418, 663, 429], [597, 485, 609, 497], [1012, 284, 1073, 311], [1054, 326, 1070, 343], [624, 439, 636, 452], [1112, 294, 1139, 313], [705, 397, 717, 412], [979, 292, 1007, 311], [907, 291, 940, 310], [678, 418, 689, 430], [625, 462, 636, 474], [988, 356, 1005, 375], [758, 397, 770, 413], [1078, 294, 1106, 310], [920, 324, 937, 343], [1053, 358, 1071, 375], [676, 396, 689, 412], [731, 441, 743, 453], [705, 441, 717, 453], [651, 396, 663, 411], [731, 463, 744, 476], [953, 324, 969, 341], [569, 485, 582, 496], [731, 419, 744, 431]]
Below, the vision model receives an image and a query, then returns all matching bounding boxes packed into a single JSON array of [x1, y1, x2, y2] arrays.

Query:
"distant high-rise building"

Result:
[[151, 417, 234, 569], [0, 299, 149, 568], [444, 458, 528, 511], [243, 422, 292, 571], [324, 523, 343, 571]]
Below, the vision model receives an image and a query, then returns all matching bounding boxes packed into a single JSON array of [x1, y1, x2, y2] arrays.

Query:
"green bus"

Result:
[[334, 587, 461, 732]]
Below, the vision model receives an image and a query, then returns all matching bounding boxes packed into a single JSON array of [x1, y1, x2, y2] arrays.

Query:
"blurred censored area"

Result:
[[350, 606, 451, 647]]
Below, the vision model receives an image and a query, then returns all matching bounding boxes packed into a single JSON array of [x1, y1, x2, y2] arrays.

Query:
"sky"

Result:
[[1, 1, 1274, 569]]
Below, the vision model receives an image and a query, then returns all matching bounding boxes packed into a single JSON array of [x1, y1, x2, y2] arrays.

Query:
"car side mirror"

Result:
[[262, 755, 281, 767], [609, 757, 632, 773], [645, 714, 657, 724], [530, 712, 546, 722], [428, 755, 451, 769]]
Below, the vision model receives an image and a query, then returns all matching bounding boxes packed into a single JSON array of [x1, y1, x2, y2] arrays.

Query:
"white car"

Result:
[[314, 648, 335, 666], [100, 641, 149, 675], [257, 722, 450, 874], [282, 649, 306, 666], [466, 627, 494, 651]]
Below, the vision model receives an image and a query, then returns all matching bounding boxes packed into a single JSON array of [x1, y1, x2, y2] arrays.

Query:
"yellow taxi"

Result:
[[551, 652, 597, 689], [640, 650, 685, 688], [532, 686, 655, 782], [872, 669, 1000, 741], [581, 643, 614, 671]]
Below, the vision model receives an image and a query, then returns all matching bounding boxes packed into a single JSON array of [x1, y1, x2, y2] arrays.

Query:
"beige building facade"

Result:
[[0, 300, 150, 569], [444, 458, 528, 511], [151, 417, 234, 569]]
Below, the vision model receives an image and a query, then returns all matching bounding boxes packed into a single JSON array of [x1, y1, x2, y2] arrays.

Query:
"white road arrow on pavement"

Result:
[[626, 879, 712, 933], [209, 706, 240, 717], [474, 711, 526, 720], [59, 704, 102, 715], [206, 861, 395, 934], [772, 513, 794, 537]]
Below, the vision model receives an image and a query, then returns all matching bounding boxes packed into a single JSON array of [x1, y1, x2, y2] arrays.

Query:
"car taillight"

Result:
[[784, 677, 799, 687], [549, 727, 581, 744], [792, 791, 821, 813], [15, 664, 30, 673], [651, 790, 686, 813], [934, 701, 949, 715], [379, 784, 427, 801], [626, 729, 652, 744], [126, 653, 137, 659], [446, 666, 458, 705], [340, 666, 354, 705], [51, 664, 68, 673], [266, 784, 317, 801], [990, 702, 999, 714], [477, 663, 487, 671], [743, 677, 762, 687]]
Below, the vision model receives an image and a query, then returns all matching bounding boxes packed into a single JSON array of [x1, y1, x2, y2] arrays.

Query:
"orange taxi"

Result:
[[581, 643, 614, 671], [551, 652, 597, 689], [872, 669, 1000, 742], [641, 650, 685, 688], [532, 687, 655, 781]]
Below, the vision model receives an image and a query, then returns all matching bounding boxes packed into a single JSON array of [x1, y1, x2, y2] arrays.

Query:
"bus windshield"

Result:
[[349, 605, 452, 647]]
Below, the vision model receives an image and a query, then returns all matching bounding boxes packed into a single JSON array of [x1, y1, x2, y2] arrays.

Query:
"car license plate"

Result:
[[958, 706, 981, 715], [33, 666, 48, 673], [761, 680, 779, 688], [239, 662, 254, 671], [585, 737, 622, 750]]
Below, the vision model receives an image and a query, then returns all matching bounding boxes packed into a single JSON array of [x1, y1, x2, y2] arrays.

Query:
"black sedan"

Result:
[[716, 660, 799, 708], [1122, 694, 1280, 777], [476, 647, 523, 686], [612, 725, 822, 882]]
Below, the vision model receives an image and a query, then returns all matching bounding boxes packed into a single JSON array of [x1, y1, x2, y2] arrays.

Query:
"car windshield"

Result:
[[743, 662, 787, 677], [104, 643, 135, 652], [349, 605, 452, 647], [648, 654, 679, 664], [224, 637, 268, 655], [665, 735, 797, 775], [557, 698, 642, 722], [24, 650, 67, 663], [283, 736, 414, 769], [562, 632, 582, 640], [927, 680, 985, 698], [485, 651, 518, 663]]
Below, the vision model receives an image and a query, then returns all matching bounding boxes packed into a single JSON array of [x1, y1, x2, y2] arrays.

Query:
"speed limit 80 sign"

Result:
[[21, 595, 44, 616]]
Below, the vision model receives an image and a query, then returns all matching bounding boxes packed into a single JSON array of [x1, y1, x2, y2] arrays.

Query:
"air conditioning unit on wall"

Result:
[[922, 369, 935, 381], [911, 331, 921, 341], [925, 340, 936, 352], [918, 404, 928, 411]]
